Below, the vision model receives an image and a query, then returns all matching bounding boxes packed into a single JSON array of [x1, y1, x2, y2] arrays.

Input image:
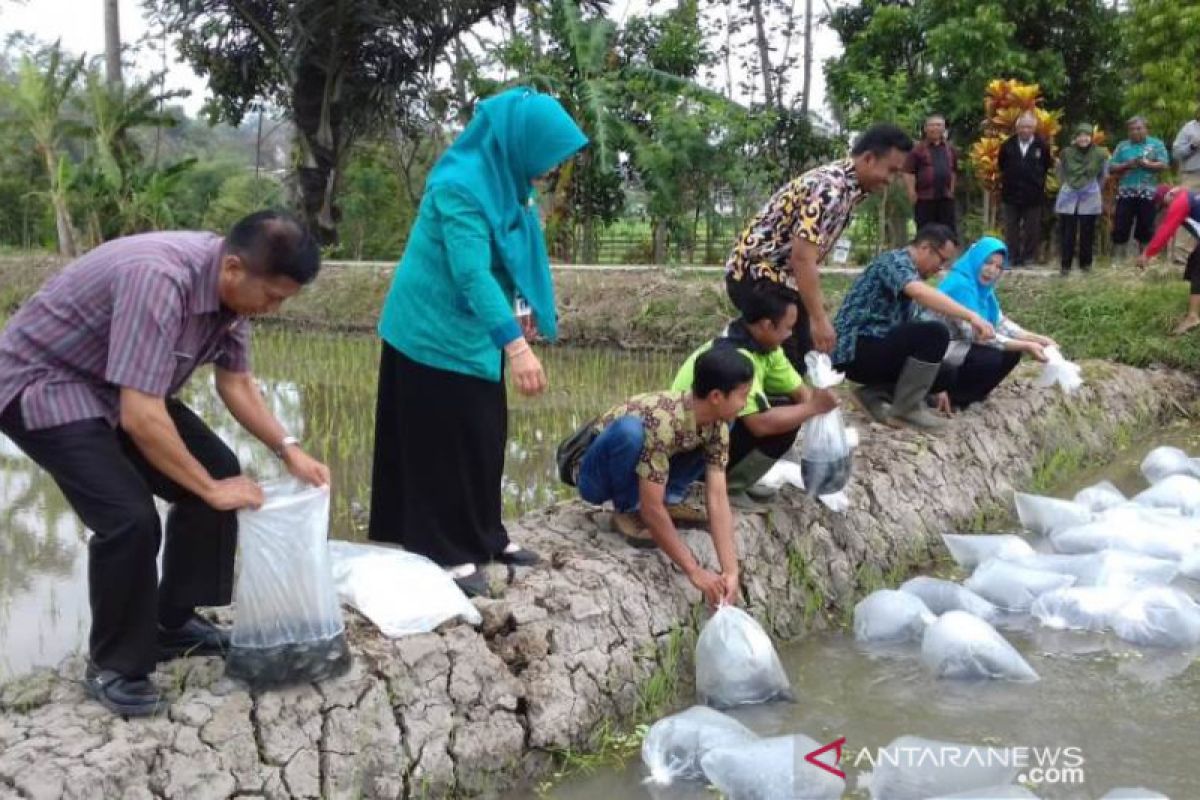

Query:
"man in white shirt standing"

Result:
[[1171, 105, 1200, 263]]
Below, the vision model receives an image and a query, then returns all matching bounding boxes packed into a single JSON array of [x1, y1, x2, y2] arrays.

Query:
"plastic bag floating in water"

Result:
[[942, 533, 1035, 570], [863, 735, 1022, 800], [227, 479, 350, 688], [641, 705, 757, 786], [1014, 492, 1092, 537], [1009, 550, 1178, 590], [920, 611, 1038, 681], [1099, 789, 1170, 799], [700, 733, 845, 800], [1109, 587, 1200, 648], [900, 576, 998, 621], [1139, 445, 1200, 485], [928, 784, 1041, 799], [1030, 587, 1134, 632], [800, 352, 852, 496], [695, 606, 794, 709], [1133, 474, 1200, 516], [964, 559, 1074, 613], [1072, 480, 1126, 513], [854, 589, 936, 643]]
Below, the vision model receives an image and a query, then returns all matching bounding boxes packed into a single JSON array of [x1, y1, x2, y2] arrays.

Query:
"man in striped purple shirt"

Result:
[[0, 210, 331, 716]]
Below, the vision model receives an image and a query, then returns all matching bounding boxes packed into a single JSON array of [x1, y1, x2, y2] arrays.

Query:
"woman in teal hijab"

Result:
[[370, 88, 587, 595], [930, 236, 1057, 410]]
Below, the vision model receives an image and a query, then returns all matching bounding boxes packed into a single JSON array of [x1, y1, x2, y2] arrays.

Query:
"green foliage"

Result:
[[202, 172, 285, 233], [1122, 0, 1200, 138], [331, 143, 416, 261]]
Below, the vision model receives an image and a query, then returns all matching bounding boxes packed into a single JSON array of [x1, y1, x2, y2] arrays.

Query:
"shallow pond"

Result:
[[542, 422, 1200, 800], [0, 329, 678, 678]]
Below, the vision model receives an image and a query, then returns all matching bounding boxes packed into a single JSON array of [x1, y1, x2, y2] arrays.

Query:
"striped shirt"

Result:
[[0, 232, 250, 430]]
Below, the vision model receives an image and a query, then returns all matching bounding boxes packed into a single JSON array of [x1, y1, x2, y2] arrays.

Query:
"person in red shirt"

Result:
[[1137, 184, 1200, 335]]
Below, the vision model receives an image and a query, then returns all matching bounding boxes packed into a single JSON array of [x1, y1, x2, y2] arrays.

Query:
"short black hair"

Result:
[[912, 223, 959, 249], [226, 210, 321, 285], [740, 283, 797, 326], [851, 124, 914, 158], [692, 347, 754, 397]]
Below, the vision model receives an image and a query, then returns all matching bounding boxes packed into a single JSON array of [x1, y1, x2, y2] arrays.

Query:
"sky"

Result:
[[0, 0, 842, 121]]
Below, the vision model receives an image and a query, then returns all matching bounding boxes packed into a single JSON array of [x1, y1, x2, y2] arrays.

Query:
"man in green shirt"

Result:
[[672, 284, 839, 498]]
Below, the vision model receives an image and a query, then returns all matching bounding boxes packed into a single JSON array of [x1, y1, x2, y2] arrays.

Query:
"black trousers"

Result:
[[1059, 214, 1098, 272], [838, 321, 951, 388], [914, 198, 957, 235], [1186, 245, 1200, 295], [0, 398, 239, 677], [368, 343, 509, 566], [1112, 196, 1157, 246], [728, 411, 799, 471], [1002, 203, 1043, 265], [727, 274, 811, 375], [940, 346, 1022, 409]]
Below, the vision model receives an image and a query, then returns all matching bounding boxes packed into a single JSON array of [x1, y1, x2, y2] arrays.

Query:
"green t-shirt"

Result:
[[670, 333, 804, 417]]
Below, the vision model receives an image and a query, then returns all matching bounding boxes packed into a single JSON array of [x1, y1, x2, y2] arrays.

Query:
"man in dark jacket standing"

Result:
[[998, 111, 1054, 266]]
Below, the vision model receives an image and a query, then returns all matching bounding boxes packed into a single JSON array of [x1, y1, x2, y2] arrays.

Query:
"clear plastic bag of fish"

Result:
[[920, 611, 1038, 681], [1109, 587, 1200, 648], [1014, 492, 1092, 537], [1140, 445, 1200, 484], [1030, 587, 1135, 632], [1133, 474, 1200, 516], [854, 589, 937, 643], [1009, 551, 1178, 589], [1050, 510, 1200, 561], [863, 735, 1022, 799], [227, 479, 350, 688], [900, 576, 998, 621], [700, 733, 845, 800], [327, 541, 481, 637], [641, 705, 757, 786], [941, 533, 1034, 570], [1072, 480, 1126, 513], [964, 559, 1075, 612], [799, 352, 851, 496], [1033, 345, 1083, 394], [1180, 550, 1200, 581], [695, 605, 794, 709]]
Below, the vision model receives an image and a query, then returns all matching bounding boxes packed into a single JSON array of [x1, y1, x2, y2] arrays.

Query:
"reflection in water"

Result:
[[0, 330, 679, 678]]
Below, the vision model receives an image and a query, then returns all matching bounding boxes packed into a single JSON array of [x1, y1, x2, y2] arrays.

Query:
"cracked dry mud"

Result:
[[0, 363, 1194, 799]]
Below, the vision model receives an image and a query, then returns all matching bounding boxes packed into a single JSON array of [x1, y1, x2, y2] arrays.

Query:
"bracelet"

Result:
[[273, 435, 299, 459], [506, 343, 531, 359]]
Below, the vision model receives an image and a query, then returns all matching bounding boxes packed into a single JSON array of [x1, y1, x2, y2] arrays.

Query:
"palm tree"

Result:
[[3, 43, 85, 256]]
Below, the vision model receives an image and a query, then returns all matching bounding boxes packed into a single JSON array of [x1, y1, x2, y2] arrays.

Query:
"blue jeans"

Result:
[[577, 416, 706, 512]]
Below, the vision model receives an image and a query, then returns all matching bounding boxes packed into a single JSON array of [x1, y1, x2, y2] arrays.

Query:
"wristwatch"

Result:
[[273, 435, 300, 459]]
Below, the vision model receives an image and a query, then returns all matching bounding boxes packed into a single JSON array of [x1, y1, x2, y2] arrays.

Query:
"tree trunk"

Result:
[[801, 0, 813, 115], [652, 220, 668, 264], [43, 150, 77, 256], [749, 0, 775, 108], [723, 0, 735, 101], [291, 23, 345, 245], [104, 0, 121, 88]]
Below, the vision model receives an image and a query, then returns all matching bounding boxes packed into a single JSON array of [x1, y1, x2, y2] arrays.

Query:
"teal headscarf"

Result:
[[425, 87, 588, 341], [938, 236, 1009, 325]]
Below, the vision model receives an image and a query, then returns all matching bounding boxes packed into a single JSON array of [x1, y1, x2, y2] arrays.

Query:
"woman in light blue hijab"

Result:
[[930, 236, 1057, 410], [370, 88, 587, 595]]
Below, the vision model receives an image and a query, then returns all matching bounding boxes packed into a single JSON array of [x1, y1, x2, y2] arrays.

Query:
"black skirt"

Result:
[[368, 342, 509, 566]]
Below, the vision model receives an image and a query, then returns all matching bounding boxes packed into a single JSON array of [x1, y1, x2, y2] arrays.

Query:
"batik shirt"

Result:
[[592, 390, 729, 484], [832, 248, 922, 366], [1111, 137, 1170, 199], [726, 159, 866, 289]]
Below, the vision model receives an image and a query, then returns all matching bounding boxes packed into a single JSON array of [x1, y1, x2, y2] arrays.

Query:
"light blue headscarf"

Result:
[[424, 87, 588, 341], [938, 236, 1009, 325]]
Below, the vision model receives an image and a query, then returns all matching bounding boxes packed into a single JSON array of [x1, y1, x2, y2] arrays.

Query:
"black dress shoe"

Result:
[[453, 570, 489, 597], [496, 546, 540, 567], [84, 662, 165, 717], [158, 615, 231, 660]]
